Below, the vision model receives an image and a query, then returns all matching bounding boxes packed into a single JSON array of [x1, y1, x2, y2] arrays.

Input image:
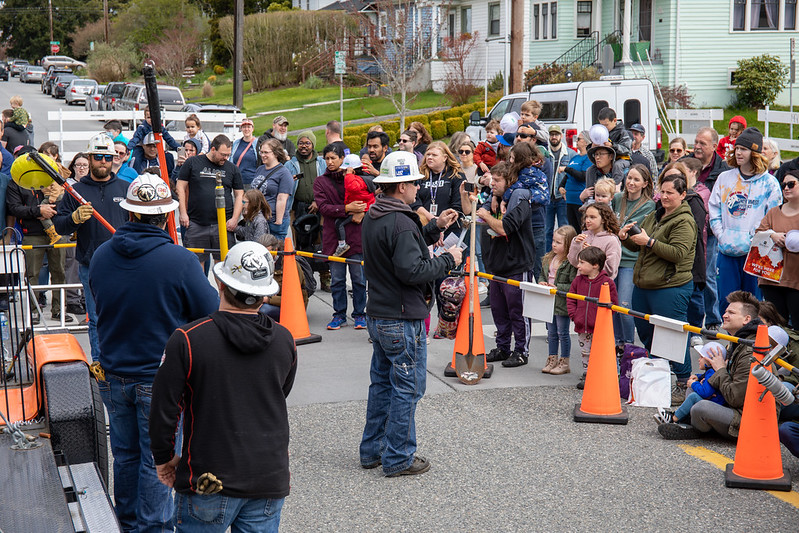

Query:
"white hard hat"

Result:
[[589, 124, 610, 145], [87, 133, 116, 155], [785, 230, 799, 253], [120, 174, 179, 214], [141, 132, 159, 146], [768, 325, 790, 348], [213, 242, 279, 299], [342, 154, 362, 169], [374, 151, 423, 184]]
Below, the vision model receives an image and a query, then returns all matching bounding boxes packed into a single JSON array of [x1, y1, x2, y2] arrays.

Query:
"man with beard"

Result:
[[257, 115, 296, 159], [54, 134, 129, 362], [360, 131, 389, 177]]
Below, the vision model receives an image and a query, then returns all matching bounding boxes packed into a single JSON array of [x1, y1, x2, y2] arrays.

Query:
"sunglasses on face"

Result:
[[784, 181, 798, 190], [92, 154, 113, 162], [458, 150, 472, 155], [669, 148, 683, 153], [517, 133, 533, 139]]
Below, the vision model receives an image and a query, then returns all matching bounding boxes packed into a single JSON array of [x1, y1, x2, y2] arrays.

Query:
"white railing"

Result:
[[757, 107, 799, 152], [665, 109, 724, 146]]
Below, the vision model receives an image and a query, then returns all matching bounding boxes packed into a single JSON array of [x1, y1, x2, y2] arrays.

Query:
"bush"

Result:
[[734, 54, 789, 108], [386, 130, 398, 146], [446, 117, 464, 135], [430, 120, 447, 139], [207, 75, 217, 83], [214, 65, 226, 75], [202, 82, 214, 98], [344, 125, 366, 138], [379, 121, 400, 133], [343, 135, 361, 154], [442, 108, 459, 120], [303, 75, 325, 90], [406, 114, 429, 127], [360, 133, 367, 147], [487, 71, 503, 93], [462, 113, 471, 127], [87, 42, 138, 84], [429, 111, 444, 122]]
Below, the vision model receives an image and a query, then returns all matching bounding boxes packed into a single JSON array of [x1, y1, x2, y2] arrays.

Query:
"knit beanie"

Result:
[[297, 130, 316, 147], [734, 127, 762, 153]]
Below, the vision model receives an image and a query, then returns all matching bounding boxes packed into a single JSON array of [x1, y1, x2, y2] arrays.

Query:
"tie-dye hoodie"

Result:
[[708, 168, 782, 257]]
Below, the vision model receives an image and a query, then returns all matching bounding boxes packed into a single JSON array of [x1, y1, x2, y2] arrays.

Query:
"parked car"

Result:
[[41, 55, 87, 70], [166, 103, 244, 135], [99, 81, 128, 111], [65, 79, 98, 105], [0, 62, 8, 81], [116, 84, 186, 123], [42, 67, 71, 95], [85, 84, 107, 111], [19, 65, 46, 84], [52, 74, 78, 99], [9, 60, 29, 77]]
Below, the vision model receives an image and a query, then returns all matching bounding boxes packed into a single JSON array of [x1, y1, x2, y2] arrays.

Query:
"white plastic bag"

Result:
[[627, 358, 671, 408]]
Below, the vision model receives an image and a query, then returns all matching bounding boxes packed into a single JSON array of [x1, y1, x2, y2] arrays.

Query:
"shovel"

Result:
[[454, 196, 485, 385]]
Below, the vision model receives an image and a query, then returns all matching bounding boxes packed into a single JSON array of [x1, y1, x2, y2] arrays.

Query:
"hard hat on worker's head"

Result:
[[141, 132, 159, 146], [213, 241, 279, 300], [374, 151, 423, 184], [87, 133, 115, 156], [341, 154, 362, 170], [119, 174, 179, 215]]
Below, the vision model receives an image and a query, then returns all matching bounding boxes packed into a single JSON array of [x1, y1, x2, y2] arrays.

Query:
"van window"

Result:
[[623, 99, 641, 128], [509, 98, 526, 114], [591, 100, 609, 124], [539, 100, 568, 122], [109, 84, 126, 97], [489, 99, 511, 121]]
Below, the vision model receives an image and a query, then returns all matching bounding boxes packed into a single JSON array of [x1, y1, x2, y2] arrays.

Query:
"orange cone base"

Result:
[[294, 333, 322, 346], [725, 463, 792, 491], [444, 362, 493, 379], [573, 404, 628, 425]]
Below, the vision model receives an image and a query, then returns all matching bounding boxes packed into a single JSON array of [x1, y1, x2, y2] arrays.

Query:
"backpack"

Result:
[[296, 255, 316, 297], [618, 343, 649, 400]]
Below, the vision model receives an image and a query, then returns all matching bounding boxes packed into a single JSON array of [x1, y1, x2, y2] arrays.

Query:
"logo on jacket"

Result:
[[725, 192, 748, 218], [239, 250, 271, 280]]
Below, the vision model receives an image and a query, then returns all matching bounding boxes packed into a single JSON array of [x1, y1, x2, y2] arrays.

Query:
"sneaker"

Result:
[[657, 422, 701, 440], [31, 312, 40, 325], [66, 303, 86, 315], [577, 372, 587, 390], [326, 316, 347, 330], [671, 381, 687, 405], [51, 312, 75, 323], [333, 243, 350, 257], [480, 295, 491, 308], [704, 323, 721, 333], [549, 358, 570, 375], [653, 407, 675, 425], [353, 317, 367, 329], [486, 347, 510, 362], [502, 350, 528, 368], [387, 456, 430, 477]]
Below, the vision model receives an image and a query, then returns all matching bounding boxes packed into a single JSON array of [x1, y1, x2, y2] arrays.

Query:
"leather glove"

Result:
[[71, 204, 93, 224], [196, 472, 223, 495]]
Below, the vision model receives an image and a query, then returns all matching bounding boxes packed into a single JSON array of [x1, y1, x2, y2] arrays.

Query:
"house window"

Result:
[[532, 1, 556, 40], [733, 0, 794, 30], [489, 3, 500, 36], [551, 2, 557, 39], [542, 4, 548, 39], [786, 0, 797, 28], [639, 0, 652, 40], [577, 1, 592, 37], [752, 0, 779, 29], [534, 4, 540, 40], [448, 13, 456, 39], [461, 7, 472, 33]]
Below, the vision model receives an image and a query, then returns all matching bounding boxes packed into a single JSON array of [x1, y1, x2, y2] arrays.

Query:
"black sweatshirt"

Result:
[[149, 311, 297, 499]]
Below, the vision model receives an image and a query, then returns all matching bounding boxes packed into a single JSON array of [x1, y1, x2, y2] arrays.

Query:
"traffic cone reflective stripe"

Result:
[[725, 324, 791, 490], [574, 282, 628, 424], [279, 237, 321, 345]]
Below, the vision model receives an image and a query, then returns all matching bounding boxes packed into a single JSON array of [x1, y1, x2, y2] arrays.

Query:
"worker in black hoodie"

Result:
[[149, 241, 297, 532]]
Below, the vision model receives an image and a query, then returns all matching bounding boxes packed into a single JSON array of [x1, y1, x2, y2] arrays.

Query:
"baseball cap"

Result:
[[629, 123, 646, 134], [548, 125, 562, 134], [273, 115, 289, 126], [240, 118, 254, 127], [497, 133, 515, 147]]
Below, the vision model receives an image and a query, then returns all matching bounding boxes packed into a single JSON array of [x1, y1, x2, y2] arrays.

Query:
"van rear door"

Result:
[[579, 80, 657, 151]]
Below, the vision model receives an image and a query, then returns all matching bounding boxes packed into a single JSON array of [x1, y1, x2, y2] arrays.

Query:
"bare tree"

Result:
[[142, 14, 203, 87], [440, 31, 481, 106], [359, 0, 436, 131]]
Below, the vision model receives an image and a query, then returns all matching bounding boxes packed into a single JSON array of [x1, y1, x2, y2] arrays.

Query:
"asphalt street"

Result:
[[3, 78, 799, 531]]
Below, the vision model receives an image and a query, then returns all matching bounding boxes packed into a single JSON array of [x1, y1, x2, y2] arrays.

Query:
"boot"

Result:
[[319, 271, 331, 292], [541, 355, 558, 373], [549, 357, 570, 375]]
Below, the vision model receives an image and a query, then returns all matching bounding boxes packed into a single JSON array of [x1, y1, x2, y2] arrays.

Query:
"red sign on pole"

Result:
[[51, 44, 60, 54]]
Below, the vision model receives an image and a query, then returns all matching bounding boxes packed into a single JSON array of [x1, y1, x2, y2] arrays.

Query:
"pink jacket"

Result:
[[567, 271, 618, 334], [567, 230, 622, 279]]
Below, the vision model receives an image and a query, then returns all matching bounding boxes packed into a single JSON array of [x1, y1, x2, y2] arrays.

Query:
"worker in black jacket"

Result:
[[150, 241, 297, 532], [360, 151, 461, 477]]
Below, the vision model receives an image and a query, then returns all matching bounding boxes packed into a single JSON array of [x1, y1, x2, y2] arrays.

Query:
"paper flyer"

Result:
[[743, 232, 784, 282]]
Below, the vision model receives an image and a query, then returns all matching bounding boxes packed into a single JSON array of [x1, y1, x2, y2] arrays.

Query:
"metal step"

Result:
[[59, 461, 120, 533]]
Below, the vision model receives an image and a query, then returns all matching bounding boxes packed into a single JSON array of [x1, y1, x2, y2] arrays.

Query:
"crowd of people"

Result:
[[5, 96, 799, 531]]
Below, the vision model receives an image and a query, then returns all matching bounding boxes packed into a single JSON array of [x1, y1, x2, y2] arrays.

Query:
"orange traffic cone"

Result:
[[574, 282, 628, 424], [725, 324, 791, 490], [444, 258, 492, 380], [279, 237, 322, 345]]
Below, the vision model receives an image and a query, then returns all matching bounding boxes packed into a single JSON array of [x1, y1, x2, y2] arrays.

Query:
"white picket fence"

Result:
[[666, 109, 724, 146], [757, 107, 799, 152]]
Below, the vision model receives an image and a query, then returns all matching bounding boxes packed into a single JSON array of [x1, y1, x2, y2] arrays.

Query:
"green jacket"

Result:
[[540, 255, 577, 316], [623, 201, 696, 290]]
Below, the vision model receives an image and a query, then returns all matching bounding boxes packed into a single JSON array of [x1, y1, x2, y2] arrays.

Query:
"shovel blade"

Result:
[[455, 351, 486, 385]]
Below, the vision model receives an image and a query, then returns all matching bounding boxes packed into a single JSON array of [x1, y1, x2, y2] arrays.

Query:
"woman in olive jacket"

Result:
[[619, 172, 697, 381]]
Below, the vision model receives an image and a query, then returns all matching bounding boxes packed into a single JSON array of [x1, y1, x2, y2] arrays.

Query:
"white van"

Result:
[[475, 77, 663, 161]]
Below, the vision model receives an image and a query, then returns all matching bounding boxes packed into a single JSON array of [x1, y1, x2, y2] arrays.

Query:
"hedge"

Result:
[[343, 135, 361, 154], [429, 111, 444, 122], [406, 114, 429, 127], [430, 120, 447, 140], [446, 117, 464, 135], [461, 113, 471, 128], [379, 120, 401, 134], [386, 130, 398, 146]]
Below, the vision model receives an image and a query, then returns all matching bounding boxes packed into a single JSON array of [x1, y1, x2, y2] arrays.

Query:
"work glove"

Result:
[[196, 472, 223, 495], [71, 204, 93, 224]]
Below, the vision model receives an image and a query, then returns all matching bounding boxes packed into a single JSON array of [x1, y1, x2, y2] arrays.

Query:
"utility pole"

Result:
[[508, 0, 524, 92], [48, 0, 54, 43], [103, 0, 110, 43], [233, 0, 244, 109]]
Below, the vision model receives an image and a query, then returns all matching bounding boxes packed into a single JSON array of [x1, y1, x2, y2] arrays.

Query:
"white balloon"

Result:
[[500, 112, 520, 134], [589, 124, 609, 146]]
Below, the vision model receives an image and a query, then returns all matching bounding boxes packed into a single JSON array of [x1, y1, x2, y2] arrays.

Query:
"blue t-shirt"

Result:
[[232, 141, 258, 185], [252, 164, 294, 223], [565, 153, 591, 205]]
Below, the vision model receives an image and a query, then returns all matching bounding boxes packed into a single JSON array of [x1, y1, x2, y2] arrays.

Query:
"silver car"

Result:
[[84, 84, 107, 111], [20, 66, 46, 83], [64, 79, 98, 105]]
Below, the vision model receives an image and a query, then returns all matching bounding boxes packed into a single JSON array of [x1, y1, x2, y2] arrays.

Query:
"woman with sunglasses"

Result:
[[667, 137, 687, 165], [757, 169, 799, 328], [397, 129, 423, 163], [709, 127, 783, 313], [457, 141, 478, 184]]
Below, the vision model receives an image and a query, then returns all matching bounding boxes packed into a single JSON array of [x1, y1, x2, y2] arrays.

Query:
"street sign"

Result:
[[51, 44, 60, 54], [50, 41, 60, 45], [334, 51, 346, 75]]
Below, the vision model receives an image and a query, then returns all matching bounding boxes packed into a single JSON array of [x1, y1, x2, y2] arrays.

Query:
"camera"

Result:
[[464, 182, 476, 193], [627, 223, 642, 237]]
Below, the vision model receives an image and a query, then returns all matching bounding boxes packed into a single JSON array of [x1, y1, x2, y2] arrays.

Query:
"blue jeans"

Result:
[[532, 225, 545, 282], [613, 266, 636, 345], [674, 391, 706, 422], [259, 302, 280, 321], [544, 197, 568, 254], [716, 252, 761, 317], [98, 375, 174, 532], [779, 422, 799, 458], [546, 315, 571, 357], [360, 318, 427, 475], [329, 252, 366, 320], [704, 235, 722, 326], [632, 281, 693, 379], [79, 263, 100, 362], [268, 218, 290, 242], [174, 492, 284, 533]]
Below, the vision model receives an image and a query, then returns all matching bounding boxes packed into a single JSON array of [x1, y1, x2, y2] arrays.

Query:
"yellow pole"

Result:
[[215, 172, 229, 260]]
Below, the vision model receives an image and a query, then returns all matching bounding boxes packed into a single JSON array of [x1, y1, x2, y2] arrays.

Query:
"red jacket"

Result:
[[345, 171, 375, 210], [474, 141, 497, 168], [567, 271, 618, 334]]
